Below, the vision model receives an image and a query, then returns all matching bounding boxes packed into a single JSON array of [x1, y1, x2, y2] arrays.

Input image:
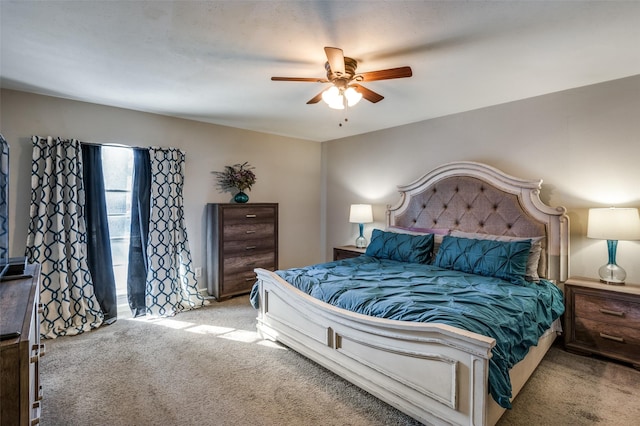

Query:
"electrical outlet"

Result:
[[195, 267, 202, 277]]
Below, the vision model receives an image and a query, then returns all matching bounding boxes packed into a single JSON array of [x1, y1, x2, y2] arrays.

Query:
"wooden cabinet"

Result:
[[333, 245, 366, 261], [0, 264, 43, 426], [206, 203, 278, 300], [564, 277, 640, 368]]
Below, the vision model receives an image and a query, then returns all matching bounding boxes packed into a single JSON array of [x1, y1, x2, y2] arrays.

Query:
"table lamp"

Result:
[[349, 204, 373, 248], [587, 207, 640, 285]]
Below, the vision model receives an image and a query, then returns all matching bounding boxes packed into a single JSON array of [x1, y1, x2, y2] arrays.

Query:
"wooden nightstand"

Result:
[[564, 277, 640, 368], [333, 245, 366, 261]]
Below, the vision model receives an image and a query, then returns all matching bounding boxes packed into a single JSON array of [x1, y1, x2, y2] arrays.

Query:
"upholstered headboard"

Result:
[[387, 161, 569, 282]]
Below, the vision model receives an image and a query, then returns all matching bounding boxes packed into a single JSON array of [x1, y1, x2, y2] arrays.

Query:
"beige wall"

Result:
[[4, 74, 640, 287], [323, 74, 640, 284], [0, 89, 322, 292]]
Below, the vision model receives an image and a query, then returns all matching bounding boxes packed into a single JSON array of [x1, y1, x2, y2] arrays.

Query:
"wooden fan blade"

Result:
[[359, 66, 412, 82], [271, 77, 329, 83], [351, 84, 384, 103], [306, 91, 324, 104], [324, 47, 345, 75]]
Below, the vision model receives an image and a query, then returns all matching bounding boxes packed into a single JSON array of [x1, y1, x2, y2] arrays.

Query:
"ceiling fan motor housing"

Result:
[[325, 57, 361, 86]]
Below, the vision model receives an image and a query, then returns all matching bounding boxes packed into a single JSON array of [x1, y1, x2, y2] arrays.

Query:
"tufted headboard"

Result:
[[387, 161, 569, 282]]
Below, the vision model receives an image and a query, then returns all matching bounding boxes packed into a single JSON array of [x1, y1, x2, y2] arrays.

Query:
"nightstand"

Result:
[[333, 245, 366, 261], [564, 277, 640, 368]]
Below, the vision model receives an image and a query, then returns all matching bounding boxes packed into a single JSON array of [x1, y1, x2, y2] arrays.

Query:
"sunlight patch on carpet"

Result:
[[257, 339, 287, 350], [123, 316, 287, 348], [217, 329, 261, 343], [187, 324, 235, 335], [127, 317, 196, 329]]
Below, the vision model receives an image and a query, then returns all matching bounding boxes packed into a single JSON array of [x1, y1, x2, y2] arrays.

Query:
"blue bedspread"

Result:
[[250, 255, 564, 409]]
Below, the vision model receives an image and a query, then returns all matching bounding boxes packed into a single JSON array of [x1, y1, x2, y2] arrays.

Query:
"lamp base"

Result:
[[355, 235, 367, 249], [598, 263, 626, 285]]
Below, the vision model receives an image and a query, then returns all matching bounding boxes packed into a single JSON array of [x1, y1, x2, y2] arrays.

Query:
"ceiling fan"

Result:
[[271, 47, 412, 109]]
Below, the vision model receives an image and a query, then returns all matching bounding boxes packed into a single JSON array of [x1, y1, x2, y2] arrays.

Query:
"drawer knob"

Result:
[[599, 308, 624, 317], [599, 332, 625, 343], [245, 246, 257, 250], [245, 230, 256, 234], [245, 214, 257, 218]]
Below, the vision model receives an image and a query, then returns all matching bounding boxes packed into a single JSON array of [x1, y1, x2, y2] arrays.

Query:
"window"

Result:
[[102, 146, 134, 299]]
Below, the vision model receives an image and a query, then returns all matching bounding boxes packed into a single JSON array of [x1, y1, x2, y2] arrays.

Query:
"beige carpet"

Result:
[[40, 295, 640, 426]]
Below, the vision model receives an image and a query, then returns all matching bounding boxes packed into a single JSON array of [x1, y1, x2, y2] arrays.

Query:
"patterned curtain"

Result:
[[26, 136, 104, 338], [145, 147, 205, 316]]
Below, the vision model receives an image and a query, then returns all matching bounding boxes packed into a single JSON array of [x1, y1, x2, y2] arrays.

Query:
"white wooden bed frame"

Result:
[[254, 161, 569, 425]]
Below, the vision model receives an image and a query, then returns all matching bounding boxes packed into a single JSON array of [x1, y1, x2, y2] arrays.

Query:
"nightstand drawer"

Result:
[[574, 293, 640, 329], [574, 317, 640, 360], [333, 246, 366, 261]]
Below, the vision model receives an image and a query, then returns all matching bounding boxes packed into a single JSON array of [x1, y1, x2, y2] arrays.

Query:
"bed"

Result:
[[251, 161, 569, 426]]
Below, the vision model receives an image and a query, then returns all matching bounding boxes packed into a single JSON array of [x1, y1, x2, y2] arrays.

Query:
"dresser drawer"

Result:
[[223, 238, 275, 255], [223, 222, 275, 241], [223, 206, 276, 224], [574, 292, 640, 329], [223, 252, 276, 276], [221, 253, 277, 295]]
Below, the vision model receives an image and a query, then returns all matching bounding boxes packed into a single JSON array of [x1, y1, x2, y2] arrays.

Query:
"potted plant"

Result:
[[213, 162, 256, 203]]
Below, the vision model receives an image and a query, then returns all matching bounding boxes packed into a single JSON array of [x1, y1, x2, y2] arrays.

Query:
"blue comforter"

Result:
[[250, 255, 564, 409]]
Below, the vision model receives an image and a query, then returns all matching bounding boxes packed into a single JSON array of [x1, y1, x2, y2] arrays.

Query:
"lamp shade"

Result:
[[587, 207, 640, 241], [349, 204, 373, 224]]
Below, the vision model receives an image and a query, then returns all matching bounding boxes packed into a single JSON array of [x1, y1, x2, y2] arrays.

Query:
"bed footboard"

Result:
[[254, 268, 498, 426]]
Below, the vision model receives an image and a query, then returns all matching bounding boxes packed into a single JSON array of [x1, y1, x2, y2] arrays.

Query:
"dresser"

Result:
[[0, 264, 44, 426], [564, 277, 640, 368], [206, 203, 278, 300]]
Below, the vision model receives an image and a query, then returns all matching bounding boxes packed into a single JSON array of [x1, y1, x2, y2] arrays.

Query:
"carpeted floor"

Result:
[[40, 295, 640, 426]]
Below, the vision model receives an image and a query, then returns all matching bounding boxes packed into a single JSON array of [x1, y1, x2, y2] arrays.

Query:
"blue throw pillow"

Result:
[[434, 235, 531, 284], [365, 229, 434, 263]]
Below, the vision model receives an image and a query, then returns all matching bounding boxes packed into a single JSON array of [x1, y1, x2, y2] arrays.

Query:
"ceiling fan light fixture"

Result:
[[322, 86, 345, 109], [327, 97, 345, 110], [344, 87, 362, 107]]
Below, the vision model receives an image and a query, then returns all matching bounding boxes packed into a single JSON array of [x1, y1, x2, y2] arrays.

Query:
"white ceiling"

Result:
[[2, 1, 640, 142]]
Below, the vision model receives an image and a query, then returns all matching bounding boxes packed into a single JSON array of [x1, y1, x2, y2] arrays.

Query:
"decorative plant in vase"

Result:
[[213, 162, 256, 203]]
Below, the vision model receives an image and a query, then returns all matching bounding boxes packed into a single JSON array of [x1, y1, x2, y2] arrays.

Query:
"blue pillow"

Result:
[[434, 235, 531, 284], [365, 229, 434, 263]]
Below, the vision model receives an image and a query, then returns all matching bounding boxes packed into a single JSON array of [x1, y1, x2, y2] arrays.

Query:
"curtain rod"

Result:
[[34, 136, 177, 152], [79, 140, 149, 151]]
